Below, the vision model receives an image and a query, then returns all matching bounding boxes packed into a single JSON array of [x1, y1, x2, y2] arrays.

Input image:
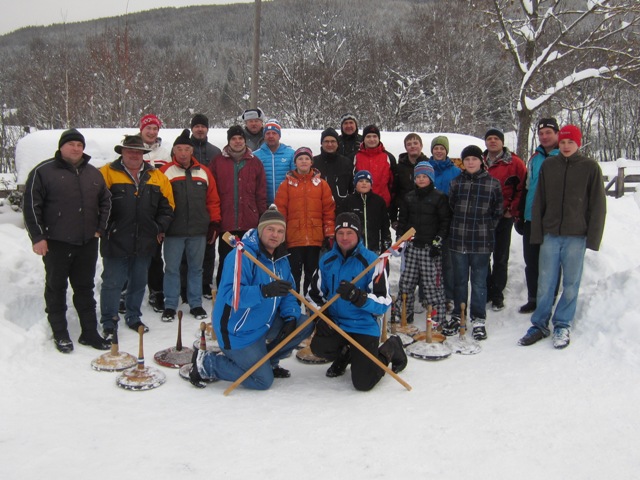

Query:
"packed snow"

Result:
[[3, 130, 640, 479]]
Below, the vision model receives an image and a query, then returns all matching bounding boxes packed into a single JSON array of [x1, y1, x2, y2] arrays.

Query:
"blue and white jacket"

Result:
[[306, 240, 391, 337], [523, 145, 559, 221], [213, 229, 300, 350], [254, 142, 295, 204]]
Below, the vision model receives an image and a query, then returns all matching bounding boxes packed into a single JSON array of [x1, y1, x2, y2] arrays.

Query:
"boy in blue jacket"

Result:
[[307, 212, 407, 391], [189, 206, 313, 389]]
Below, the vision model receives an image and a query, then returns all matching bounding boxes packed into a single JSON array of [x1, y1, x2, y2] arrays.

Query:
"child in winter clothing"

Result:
[[445, 146, 503, 340], [391, 162, 451, 325], [338, 170, 391, 254], [274, 147, 335, 295]]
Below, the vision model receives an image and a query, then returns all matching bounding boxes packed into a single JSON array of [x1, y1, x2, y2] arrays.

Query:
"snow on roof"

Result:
[[15, 128, 485, 184]]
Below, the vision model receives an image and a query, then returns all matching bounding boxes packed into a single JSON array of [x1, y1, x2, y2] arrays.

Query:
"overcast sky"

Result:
[[1, 1, 254, 35]]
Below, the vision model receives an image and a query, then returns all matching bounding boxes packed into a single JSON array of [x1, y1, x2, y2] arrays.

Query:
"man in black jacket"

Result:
[[313, 127, 353, 211], [337, 113, 362, 162], [23, 129, 112, 353]]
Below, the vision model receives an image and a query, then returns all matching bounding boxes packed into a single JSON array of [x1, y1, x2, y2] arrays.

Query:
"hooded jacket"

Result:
[[213, 229, 300, 350], [531, 151, 606, 251], [521, 144, 559, 221], [23, 151, 111, 246], [428, 156, 462, 196], [338, 191, 391, 253], [99, 158, 175, 257], [274, 168, 335, 248], [483, 147, 526, 218]]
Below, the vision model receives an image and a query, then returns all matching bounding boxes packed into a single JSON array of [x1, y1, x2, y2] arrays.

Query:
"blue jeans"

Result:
[[201, 314, 314, 390], [100, 255, 152, 329], [530, 235, 586, 336], [163, 236, 206, 310], [451, 251, 490, 320]]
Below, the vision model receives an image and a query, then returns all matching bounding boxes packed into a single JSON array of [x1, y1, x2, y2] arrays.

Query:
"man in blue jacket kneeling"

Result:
[[190, 205, 313, 390]]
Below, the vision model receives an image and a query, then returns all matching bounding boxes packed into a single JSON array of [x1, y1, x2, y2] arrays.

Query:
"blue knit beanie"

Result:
[[414, 161, 435, 184], [353, 170, 373, 186]]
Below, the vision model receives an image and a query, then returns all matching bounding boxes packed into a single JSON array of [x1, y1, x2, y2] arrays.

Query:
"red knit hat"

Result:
[[558, 125, 582, 147], [140, 114, 162, 131]]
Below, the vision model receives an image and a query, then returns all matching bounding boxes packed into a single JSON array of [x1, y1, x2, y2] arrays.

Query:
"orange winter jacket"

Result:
[[275, 168, 336, 248]]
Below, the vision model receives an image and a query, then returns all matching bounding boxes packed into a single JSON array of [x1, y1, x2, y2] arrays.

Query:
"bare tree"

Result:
[[484, 0, 640, 158]]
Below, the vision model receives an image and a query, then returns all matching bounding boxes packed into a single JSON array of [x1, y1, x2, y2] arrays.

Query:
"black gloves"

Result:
[[207, 221, 220, 243], [261, 279, 292, 298], [267, 317, 297, 351], [429, 236, 443, 257], [513, 218, 524, 235], [315, 319, 334, 337], [336, 280, 368, 307]]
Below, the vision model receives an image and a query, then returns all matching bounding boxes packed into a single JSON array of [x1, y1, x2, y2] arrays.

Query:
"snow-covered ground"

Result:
[[3, 132, 640, 479]]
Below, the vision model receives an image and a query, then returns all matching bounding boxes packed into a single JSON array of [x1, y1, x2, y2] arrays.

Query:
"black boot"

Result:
[[378, 335, 408, 373], [326, 345, 351, 378], [188, 349, 207, 388], [78, 332, 111, 350], [272, 365, 291, 378], [54, 334, 74, 354]]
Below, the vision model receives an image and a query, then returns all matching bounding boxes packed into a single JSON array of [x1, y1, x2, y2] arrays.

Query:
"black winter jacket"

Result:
[[397, 184, 451, 248], [338, 191, 391, 253], [338, 133, 362, 161], [392, 152, 429, 222], [23, 151, 111, 246], [191, 136, 221, 167], [313, 149, 354, 210]]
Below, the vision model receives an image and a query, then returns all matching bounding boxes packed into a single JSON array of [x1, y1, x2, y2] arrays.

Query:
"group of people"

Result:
[[23, 108, 606, 391]]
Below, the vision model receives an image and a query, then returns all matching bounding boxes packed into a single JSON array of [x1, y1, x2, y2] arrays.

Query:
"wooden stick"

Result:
[[401, 293, 407, 328], [425, 304, 433, 344], [136, 325, 145, 370], [176, 310, 183, 351], [221, 228, 416, 395], [460, 302, 467, 338]]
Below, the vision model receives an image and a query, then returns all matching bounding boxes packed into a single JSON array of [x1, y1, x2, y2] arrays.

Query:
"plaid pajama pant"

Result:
[[392, 243, 446, 325]]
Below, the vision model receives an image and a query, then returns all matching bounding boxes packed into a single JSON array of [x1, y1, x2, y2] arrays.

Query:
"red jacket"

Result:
[[354, 142, 396, 207], [484, 148, 526, 218], [274, 168, 335, 248], [208, 147, 267, 232]]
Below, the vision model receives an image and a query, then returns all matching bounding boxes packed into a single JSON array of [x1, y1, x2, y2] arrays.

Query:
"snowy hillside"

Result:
[[3, 131, 640, 479]]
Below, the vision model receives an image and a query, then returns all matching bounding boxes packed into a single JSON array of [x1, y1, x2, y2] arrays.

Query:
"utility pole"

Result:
[[250, 0, 261, 108]]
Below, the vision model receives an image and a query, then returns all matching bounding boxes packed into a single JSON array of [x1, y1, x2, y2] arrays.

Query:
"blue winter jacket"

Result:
[[213, 229, 300, 350], [254, 142, 295, 204], [428, 156, 461, 196], [523, 145, 559, 221], [306, 240, 391, 337]]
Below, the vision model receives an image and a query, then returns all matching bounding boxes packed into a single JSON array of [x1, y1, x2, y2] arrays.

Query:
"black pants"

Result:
[[288, 246, 321, 296], [522, 221, 560, 302], [42, 238, 99, 339], [487, 216, 513, 304], [216, 230, 247, 288], [311, 327, 385, 391], [147, 242, 164, 293]]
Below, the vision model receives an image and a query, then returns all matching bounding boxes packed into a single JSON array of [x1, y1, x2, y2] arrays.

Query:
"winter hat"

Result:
[[362, 124, 380, 139], [537, 117, 559, 132], [353, 170, 373, 186], [114, 134, 152, 154], [242, 108, 264, 121], [190, 113, 209, 128], [321, 127, 340, 143], [414, 161, 435, 184], [558, 125, 582, 147], [335, 212, 361, 237], [484, 128, 505, 143], [294, 147, 313, 162], [430, 135, 449, 154], [460, 145, 484, 161], [227, 125, 246, 142], [340, 113, 358, 129], [58, 128, 86, 149], [173, 129, 193, 147], [257, 204, 286, 237], [263, 119, 282, 137], [140, 114, 162, 131]]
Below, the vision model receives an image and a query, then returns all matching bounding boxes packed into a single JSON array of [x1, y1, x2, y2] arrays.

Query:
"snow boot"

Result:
[[519, 301, 537, 314], [272, 365, 291, 378], [78, 332, 111, 350], [54, 336, 74, 354], [379, 335, 408, 373], [188, 349, 207, 388], [190, 306, 207, 320], [161, 308, 176, 322]]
